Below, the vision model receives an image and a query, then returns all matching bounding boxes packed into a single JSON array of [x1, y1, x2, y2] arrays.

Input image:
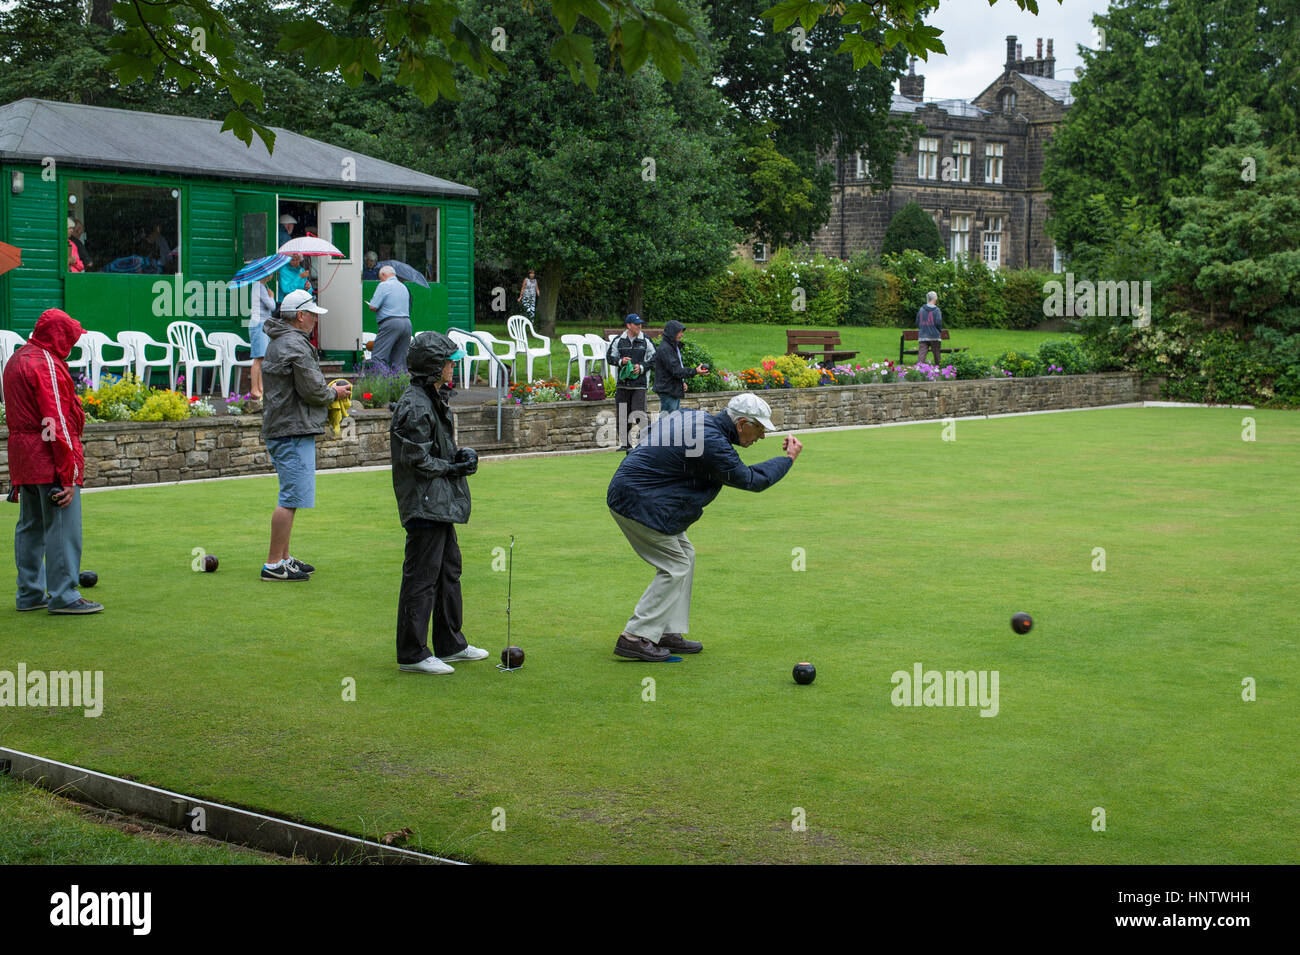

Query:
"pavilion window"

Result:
[[65, 179, 181, 275]]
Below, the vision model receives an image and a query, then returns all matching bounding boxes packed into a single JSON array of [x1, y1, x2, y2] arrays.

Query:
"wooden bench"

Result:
[[900, 329, 968, 364], [786, 329, 858, 367]]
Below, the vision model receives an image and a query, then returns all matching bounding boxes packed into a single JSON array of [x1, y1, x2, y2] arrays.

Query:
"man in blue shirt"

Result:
[[367, 265, 413, 371]]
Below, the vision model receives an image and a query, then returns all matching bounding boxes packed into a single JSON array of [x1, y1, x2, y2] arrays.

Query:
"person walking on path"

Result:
[[518, 269, 538, 320]]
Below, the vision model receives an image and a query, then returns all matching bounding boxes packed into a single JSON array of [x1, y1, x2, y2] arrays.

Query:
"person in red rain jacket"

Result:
[[3, 308, 102, 614]]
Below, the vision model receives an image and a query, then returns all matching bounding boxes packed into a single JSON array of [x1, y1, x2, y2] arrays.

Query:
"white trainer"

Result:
[[440, 645, 489, 662], [399, 657, 455, 675]]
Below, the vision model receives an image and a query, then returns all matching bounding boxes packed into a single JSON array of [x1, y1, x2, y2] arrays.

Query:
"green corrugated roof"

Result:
[[0, 98, 476, 199]]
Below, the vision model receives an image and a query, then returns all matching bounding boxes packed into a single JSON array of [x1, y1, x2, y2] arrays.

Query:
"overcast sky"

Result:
[[909, 0, 1113, 100]]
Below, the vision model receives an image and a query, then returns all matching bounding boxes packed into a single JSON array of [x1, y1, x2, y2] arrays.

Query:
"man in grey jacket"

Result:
[[259, 289, 351, 582], [916, 291, 944, 365], [390, 331, 489, 674]]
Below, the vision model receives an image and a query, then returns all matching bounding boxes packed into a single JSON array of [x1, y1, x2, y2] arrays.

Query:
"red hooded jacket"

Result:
[[3, 309, 86, 486]]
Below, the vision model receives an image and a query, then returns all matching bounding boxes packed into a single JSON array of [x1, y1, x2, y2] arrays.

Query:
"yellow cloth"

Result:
[[326, 379, 352, 437]]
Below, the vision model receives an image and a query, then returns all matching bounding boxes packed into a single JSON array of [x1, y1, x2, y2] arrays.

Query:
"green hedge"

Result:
[[479, 249, 1063, 333]]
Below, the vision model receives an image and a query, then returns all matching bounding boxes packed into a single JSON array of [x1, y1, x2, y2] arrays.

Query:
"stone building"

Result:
[[810, 35, 1072, 271]]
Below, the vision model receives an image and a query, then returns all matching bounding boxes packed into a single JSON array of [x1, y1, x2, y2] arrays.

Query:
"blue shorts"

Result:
[[267, 435, 317, 508], [249, 321, 269, 359]]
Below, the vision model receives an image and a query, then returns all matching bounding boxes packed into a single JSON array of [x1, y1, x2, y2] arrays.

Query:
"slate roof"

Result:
[[0, 98, 476, 198]]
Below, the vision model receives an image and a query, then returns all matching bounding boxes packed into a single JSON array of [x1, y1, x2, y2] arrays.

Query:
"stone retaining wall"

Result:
[[0, 373, 1154, 488]]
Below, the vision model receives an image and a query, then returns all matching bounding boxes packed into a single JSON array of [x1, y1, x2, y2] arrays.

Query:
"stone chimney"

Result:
[[899, 57, 925, 101], [1006, 35, 1056, 78]]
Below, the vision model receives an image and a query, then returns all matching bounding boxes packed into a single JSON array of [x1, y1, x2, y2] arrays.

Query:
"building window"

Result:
[[1052, 245, 1064, 273], [951, 140, 972, 182], [753, 241, 767, 262], [65, 179, 181, 274], [855, 152, 870, 179], [950, 213, 971, 260], [363, 202, 440, 282], [917, 137, 939, 180], [985, 143, 1004, 184], [982, 216, 1003, 268], [999, 89, 1017, 113]]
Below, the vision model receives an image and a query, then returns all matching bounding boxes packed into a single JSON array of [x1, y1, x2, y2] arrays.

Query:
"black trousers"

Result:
[[396, 523, 469, 664], [615, 387, 647, 447]]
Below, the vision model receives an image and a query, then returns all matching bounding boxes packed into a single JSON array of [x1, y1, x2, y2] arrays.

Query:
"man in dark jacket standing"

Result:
[[607, 313, 655, 450], [607, 393, 802, 661], [916, 291, 944, 365], [259, 289, 351, 582], [652, 320, 708, 413], [390, 331, 489, 674], [4, 308, 102, 614]]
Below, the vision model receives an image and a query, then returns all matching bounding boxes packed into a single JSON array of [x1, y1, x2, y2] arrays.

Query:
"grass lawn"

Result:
[[0, 775, 288, 864], [2, 407, 1296, 864], [471, 322, 1073, 379]]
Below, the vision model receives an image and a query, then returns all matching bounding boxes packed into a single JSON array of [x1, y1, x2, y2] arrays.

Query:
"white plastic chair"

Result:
[[117, 331, 175, 390], [471, 330, 517, 387], [0, 329, 24, 400], [507, 314, 552, 382], [560, 334, 590, 385], [362, 331, 376, 357], [166, 321, 224, 398], [82, 330, 134, 386], [447, 329, 492, 389], [208, 332, 254, 397], [586, 333, 611, 379], [65, 334, 93, 382]]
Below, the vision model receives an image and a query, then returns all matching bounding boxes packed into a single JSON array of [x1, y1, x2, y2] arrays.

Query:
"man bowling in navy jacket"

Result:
[[605, 393, 802, 661]]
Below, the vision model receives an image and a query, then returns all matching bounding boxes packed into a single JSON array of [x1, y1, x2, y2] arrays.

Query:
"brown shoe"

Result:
[[659, 632, 702, 654], [614, 633, 671, 662]]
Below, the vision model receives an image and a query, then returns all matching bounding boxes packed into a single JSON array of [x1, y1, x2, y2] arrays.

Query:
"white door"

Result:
[[316, 200, 363, 351]]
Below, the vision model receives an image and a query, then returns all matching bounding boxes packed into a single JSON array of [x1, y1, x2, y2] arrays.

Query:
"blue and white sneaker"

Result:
[[286, 556, 315, 575]]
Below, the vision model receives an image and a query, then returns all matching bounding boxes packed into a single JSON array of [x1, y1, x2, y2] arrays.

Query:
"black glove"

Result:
[[454, 447, 478, 476]]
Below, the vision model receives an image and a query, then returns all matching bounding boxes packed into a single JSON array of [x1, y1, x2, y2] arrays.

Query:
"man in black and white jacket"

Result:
[[607, 313, 655, 451]]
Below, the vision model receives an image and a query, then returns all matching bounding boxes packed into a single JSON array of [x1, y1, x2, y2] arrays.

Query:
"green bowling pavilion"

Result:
[[0, 98, 477, 365]]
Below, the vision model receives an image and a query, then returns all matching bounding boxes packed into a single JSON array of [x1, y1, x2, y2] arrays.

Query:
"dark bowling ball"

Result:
[[501, 646, 524, 668], [1011, 612, 1033, 635], [79, 571, 97, 588], [204, 554, 219, 573], [793, 661, 816, 685]]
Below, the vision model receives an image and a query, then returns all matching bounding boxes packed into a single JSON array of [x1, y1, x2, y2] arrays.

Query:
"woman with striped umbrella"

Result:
[[231, 254, 290, 401]]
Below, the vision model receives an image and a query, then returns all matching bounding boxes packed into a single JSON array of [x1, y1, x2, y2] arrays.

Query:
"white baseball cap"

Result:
[[281, 289, 327, 315], [727, 393, 779, 432], [279, 214, 297, 226]]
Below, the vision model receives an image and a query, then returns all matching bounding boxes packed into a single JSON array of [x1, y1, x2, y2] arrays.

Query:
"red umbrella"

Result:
[[0, 241, 21, 276]]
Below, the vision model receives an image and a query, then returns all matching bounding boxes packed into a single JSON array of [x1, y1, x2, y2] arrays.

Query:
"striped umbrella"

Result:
[[230, 254, 290, 288]]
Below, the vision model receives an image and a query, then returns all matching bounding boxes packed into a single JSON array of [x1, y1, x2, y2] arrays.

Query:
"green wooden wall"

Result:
[[2, 165, 475, 343]]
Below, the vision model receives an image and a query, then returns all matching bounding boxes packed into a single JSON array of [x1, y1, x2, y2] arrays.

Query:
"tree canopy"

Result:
[[97, 0, 1060, 149]]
